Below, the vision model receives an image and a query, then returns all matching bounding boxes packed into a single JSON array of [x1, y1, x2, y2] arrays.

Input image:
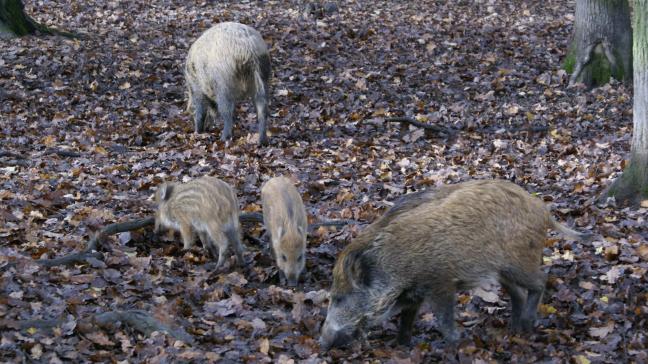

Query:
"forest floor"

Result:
[[1, 0, 646, 362]]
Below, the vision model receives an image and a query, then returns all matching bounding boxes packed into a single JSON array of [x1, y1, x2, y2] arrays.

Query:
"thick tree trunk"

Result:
[[604, 0, 648, 205], [565, 0, 632, 88], [0, 0, 74, 38], [0, 0, 36, 38]]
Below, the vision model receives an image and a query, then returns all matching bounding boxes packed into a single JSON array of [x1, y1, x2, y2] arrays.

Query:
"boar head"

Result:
[[320, 245, 392, 350]]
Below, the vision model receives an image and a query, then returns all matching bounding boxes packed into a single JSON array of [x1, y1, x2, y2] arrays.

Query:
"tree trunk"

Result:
[[0, 0, 36, 38], [604, 0, 648, 206], [0, 0, 74, 39], [565, 0, 632, 88]]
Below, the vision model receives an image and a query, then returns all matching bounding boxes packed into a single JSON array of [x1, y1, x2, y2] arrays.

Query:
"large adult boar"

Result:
[[155, 176, 244, 269], [320, 179, 591, 349], [185, 22, 271, 145], [261, 176, 308, 286]]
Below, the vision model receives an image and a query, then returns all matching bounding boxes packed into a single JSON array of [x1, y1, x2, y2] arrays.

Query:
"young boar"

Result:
[[185, 22, 271, 145], [320, 179, 591, 349], [155, 176, 244, 269], [261, 176, 308, 286]]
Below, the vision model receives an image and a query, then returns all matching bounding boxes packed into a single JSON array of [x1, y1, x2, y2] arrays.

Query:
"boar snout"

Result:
[[285, 270, 300, 286], [319, 322, 354, 351]]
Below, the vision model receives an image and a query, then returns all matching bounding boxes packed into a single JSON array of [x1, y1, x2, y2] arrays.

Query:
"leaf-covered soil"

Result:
[[1, 0, 647, 362]]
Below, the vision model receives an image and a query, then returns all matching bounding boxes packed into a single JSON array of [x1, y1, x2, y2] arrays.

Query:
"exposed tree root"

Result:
[[600, 153, 648, 207], [36, 217, 154, 267], [568, 40, 624, 87], [0, 0, 79, 39]]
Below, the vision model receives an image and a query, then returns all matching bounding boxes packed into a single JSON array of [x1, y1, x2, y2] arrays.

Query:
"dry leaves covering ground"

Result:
[[0, 0, 647, 362]]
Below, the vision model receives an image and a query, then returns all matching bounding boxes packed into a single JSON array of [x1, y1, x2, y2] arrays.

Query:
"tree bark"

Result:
[[0, 0, 75, 38], [604, 0, 648, 205], [566, 0, 632, 88]]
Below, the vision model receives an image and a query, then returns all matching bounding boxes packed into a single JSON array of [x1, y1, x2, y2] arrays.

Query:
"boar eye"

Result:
[[298, 254, 303, 262], [332, 296, 343, 305], [281, 254, 287, 262]]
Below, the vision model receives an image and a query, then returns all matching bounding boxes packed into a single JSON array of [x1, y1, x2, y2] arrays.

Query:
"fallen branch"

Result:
[[44, 148, 82, 158], [0, 318, 65, 331], [238, 212, 356, 234], [239, 212, 264, 224], [384, 116, 450, 134], [0, 150, 25, 159], [309, 219, 357, 231], [36, 217, 154, 267], [484, 125, 549, 134], [36, 250, 104, 268], [92, 309, 194, 344], [1, 309, 194, 344]]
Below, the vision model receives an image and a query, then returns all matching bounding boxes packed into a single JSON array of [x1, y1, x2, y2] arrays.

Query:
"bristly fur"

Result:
[[261, 176, 308, 284], [185, 22, 271, 144], [155, 176, 244, 269], [323, 179, 592, 349]]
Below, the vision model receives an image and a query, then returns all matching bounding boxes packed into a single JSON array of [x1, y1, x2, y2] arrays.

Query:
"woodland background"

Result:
[[0, 0, 647, 362]]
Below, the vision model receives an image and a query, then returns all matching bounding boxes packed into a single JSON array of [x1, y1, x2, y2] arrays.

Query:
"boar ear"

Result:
[[344, 249, 373, 288], [159, 183, 174, 201]]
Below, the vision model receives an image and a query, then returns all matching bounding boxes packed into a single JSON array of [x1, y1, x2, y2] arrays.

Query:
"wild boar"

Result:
[[155, 176, 244, 269], [320, 179, 591, 349], [261, 176, 308, 286], [185, 22, 271, 145]]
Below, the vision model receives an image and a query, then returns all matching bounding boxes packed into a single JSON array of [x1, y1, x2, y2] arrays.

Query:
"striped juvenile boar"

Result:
[[262, 176, 308, 286], [185, 22, 271, 145], [155, 176, 244, 269], [320, 179, 591, 349]]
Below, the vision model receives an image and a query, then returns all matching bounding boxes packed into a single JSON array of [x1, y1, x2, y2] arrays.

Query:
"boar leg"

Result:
[[255, 93, 268, 145], [216, 95, 235, 141], [433, 291, 458, 343], [519, 272, 546, 332], [179, 224, 195, 250], [504, 268, 546, 332], [192, 93, 209, 133], [224, 226, 244, 267], [499, 278, 526, 332], [397, 301, 422, 346], [206, 229, 229, 269]]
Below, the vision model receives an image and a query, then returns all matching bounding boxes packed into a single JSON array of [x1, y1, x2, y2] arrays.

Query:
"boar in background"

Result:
[[320, 179, 592, 349], [185, 22, 271, 145], [155, 176, 244, 269], [262, 176, 308, 286]]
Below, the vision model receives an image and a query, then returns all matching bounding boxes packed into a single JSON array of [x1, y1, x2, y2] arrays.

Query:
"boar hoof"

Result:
[[510, 320, 524, 334], [442, 331, 459, 344], [520, 319, 535, 333], [395, 335, 412, 347], [258, 134, 268, 146]]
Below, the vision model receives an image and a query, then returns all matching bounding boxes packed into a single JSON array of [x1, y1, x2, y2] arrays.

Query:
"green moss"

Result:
[[589, 52, 612, 86], [563, 50, 576, 74]]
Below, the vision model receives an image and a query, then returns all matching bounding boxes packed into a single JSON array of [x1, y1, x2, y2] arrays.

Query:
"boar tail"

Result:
[[253, 68, 266, 98], [550, 217, 594, 242], [254, 53, 271, 98]]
